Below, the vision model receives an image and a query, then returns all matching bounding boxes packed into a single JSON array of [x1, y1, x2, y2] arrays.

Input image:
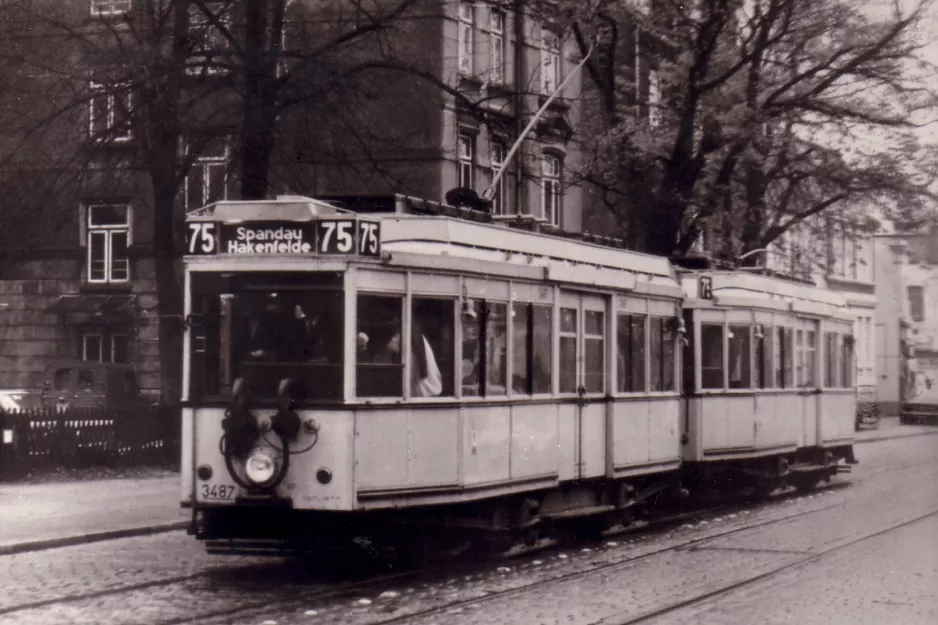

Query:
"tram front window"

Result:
[[189, 272, 344, 402]]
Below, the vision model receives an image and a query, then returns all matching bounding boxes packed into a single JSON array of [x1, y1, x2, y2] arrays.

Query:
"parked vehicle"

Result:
[[0, 389, 39, 414], [38, 360, 147, 412]]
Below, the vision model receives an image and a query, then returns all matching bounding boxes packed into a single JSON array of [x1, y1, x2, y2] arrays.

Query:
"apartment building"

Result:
[[764, 217, 877, 405], [875, 228, 938, 414], [0, 0, 587, 394]]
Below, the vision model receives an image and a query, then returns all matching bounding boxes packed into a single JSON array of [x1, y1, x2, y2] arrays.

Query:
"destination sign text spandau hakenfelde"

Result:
[[226, 224, 313, 254], [185, 218, 381, 257]]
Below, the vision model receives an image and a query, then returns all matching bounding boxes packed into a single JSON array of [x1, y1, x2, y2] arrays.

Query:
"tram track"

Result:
[[0, 483, 846, 624], [604, 507, 938, 625], [168, 482, 867, 625], [1, 470, 927, 625]]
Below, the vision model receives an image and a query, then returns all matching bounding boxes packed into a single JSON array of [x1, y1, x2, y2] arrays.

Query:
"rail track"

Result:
[[0, 459, 931, 625]]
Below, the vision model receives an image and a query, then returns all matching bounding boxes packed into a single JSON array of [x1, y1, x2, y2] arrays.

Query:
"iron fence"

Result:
[[0, 405, 180, 480]]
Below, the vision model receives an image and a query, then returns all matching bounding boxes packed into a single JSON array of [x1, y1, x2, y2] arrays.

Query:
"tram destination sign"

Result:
[[186, 218, 381, 257]]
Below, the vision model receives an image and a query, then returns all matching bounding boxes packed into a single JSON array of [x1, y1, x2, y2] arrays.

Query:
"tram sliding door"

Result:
[[796, 318, 821, 447], [558, 292, 608, 480]]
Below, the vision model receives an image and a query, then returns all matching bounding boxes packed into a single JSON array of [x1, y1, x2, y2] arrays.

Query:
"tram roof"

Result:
[[186, 196, 351, 221], [679, 269, 852, 318], [378, 214, 676, 280]]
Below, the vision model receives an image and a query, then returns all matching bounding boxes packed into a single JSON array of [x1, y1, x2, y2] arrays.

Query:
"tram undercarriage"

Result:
[[683, 445, 856, 501], [189, 473, 684, 558]]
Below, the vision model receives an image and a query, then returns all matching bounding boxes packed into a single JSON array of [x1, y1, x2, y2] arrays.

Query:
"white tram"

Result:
[[180, 196, 856, 554], [677, 271, 857, 495]]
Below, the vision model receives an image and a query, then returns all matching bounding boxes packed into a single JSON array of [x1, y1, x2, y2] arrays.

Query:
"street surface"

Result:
[[1, 434, 935, 625]]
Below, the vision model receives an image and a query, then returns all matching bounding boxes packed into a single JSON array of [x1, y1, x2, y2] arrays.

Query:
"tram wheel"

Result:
[[792, 475, 820, 493]]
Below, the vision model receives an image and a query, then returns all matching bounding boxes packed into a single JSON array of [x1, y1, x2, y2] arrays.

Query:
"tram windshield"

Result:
[[189, 272, 343, 402]]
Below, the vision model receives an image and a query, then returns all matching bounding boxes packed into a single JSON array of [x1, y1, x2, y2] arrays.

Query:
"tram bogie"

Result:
[[181, 196, 857, 556]]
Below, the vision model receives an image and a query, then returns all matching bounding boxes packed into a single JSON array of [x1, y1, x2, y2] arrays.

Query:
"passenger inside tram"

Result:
[[356, 295, 445, 398]]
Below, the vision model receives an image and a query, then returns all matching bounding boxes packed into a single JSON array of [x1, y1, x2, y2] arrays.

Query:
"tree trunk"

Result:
[[239, 0, 277, 200]]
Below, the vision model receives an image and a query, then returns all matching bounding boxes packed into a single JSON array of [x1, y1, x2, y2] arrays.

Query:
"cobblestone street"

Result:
[[1, 432, 935, 625]]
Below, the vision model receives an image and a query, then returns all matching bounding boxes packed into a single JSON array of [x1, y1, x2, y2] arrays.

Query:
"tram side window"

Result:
[[728, 325, 751, 389], [842, 335, 854, 387], [825, 332, 838, 387], [775, 327, 793, 388], [804, 329, 817, 387], [617, 313, 646, 392], [357, 295, 403, 397], [532, 306, 552, 393], [412, 298, 454, 397], [512, 303, 553, 395], [461, 300, 508, 397], [559, 308, 577, 393], [755, 325, 773, 389], [700, 323, 724, 389], [583, 310, 605, 393], [649, 317, 675, 392], [794, 329, 805, 387]]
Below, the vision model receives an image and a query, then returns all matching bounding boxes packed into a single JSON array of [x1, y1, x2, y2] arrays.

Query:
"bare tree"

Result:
[[0, 0, 464, 403], [551, 0, 938, 259]]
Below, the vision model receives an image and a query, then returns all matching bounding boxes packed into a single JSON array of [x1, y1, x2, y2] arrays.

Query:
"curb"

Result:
[[854, 428, 938, 445], [0, 521, 188, 556]]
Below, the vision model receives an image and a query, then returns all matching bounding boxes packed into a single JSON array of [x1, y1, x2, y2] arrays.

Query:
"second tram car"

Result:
[[180, 196, 857, 555]]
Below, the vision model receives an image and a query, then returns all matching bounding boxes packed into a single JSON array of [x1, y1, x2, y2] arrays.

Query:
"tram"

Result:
[[180, 195, 856, 555]]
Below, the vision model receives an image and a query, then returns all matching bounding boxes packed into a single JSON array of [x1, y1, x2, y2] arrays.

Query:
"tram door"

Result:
[[798, 318, 821, 446], [558, 292, 608, 479]]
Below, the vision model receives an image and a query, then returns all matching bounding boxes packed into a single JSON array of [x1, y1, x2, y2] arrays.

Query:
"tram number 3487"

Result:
[[185, 219, 381, 257]]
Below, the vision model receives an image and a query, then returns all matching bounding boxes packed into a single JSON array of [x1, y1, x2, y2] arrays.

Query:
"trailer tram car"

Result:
[[677, 271, 857, 497], [180, 196, 857, 556]]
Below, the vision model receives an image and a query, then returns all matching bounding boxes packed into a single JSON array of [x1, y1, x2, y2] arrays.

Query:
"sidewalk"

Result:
[[0, 472, 187, 555], [0, 419, 935, 556], [853, 415, 937, 444]]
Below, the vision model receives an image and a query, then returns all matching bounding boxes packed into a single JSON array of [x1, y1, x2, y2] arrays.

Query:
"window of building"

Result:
[[542, 154, 562, 226], [186, 142, 229, 210], [908, 285, 925, 322], [83, 333, 103, 362], [489, 141, 508, 215], [489, 9, 505, 83], [540, 28, 561, 94], [647, 68, 661, 128], [728, 325, 751, 389], [87, 204, 130, 283], [617, 313, 646, 392], [458, 133, 475, 189], [583, 310, 605, 393], [89, 82, 131, 142], [559, 307, 577, 393], [356, 295, 403, 397], [188, 3, 232, 76], [412, 298, 454, 398], [458, 2, 474, 75], [81, 331, 129, 363], [700, 323, 724, 389], [91, 0, 130, 16], [649, 316, 675, 392]]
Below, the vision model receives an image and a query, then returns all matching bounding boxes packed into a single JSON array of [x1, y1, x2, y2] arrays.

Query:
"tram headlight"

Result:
[[244, 447, 278, 486]]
